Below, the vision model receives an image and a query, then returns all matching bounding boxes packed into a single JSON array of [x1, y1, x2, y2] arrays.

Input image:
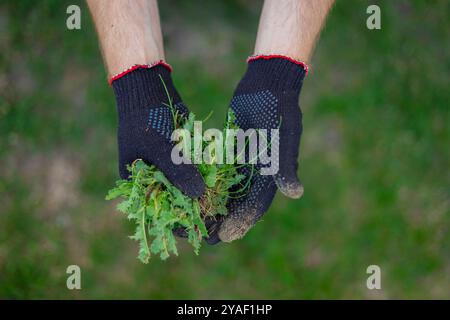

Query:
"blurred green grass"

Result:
[[0, 0, 449, 299]]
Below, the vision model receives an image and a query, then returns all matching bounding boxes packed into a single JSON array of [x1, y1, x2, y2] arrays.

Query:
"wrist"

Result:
[[236, 55, 308, 94], [112, 63, 180, 115], [109, 60, 172, 85], [248, 54, 308, 75]]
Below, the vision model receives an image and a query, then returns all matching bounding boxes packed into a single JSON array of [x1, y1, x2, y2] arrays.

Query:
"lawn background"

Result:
[[0, 0, 449, 299]]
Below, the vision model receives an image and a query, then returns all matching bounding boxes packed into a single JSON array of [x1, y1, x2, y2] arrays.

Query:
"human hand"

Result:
[[207, 55, 308, 243], [111, 64, 205, 198]]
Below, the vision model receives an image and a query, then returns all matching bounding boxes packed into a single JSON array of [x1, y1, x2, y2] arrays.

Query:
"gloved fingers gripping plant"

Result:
[[207, 55, 308, 244], [106, 62, 245, 262], [106, 55, 309, 260]]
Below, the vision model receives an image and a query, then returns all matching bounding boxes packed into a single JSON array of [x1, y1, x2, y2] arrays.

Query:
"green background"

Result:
[[0, 0, 449, 299]]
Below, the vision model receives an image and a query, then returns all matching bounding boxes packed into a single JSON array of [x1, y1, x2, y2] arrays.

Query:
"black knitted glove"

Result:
[[111, 63, 205, 198], [207, 55, 307, 243]]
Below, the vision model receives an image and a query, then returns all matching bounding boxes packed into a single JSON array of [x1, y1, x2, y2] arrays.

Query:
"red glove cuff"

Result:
[[247, 54, 309, 75], [108, 60, 173, 85]]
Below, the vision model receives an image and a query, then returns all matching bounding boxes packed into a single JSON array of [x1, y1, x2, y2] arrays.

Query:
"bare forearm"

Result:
[[87, 0, 164, 77], [254, 0, 334, 62]]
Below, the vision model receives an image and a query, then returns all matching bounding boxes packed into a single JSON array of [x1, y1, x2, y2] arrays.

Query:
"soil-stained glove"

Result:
[[207, 55, 308, 243], [111, 63, 205, 198]]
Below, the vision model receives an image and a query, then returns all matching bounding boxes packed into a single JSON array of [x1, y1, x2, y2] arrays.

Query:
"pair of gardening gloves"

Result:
[[111, 55, 307, 244]]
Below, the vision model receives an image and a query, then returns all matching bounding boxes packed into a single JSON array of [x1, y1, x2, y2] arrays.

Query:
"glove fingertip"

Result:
[[275, 176, 304, 199], [205, 233, 221, 245], [119, 166, 130, 180], [163, 163, 206, 198], [178, 174, 206, 198], [173, 226, 188, 238], [218, 213, 255, 243], [204, 217, 222, 245]]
